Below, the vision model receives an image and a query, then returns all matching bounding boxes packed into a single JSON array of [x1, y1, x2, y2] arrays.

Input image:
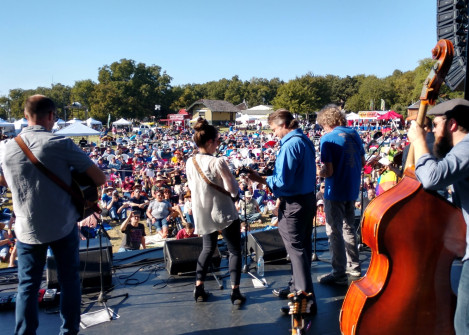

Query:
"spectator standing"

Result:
[[317, 104, 365, 285]]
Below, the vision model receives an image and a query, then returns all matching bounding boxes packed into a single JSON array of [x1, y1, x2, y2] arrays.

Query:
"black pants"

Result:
[[196, 219, 242, 286], [278, 192, 315, 294]]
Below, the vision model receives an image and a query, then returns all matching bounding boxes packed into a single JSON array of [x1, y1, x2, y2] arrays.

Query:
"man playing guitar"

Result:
[[0, 95, 106, 335]]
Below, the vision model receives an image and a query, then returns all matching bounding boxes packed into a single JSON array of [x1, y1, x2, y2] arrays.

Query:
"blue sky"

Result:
[[1, 0, 437, 96]]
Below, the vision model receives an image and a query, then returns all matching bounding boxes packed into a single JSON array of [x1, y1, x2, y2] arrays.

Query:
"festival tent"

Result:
[[0, 119, 15, 136], [14, 118, 28, 133], [346, 112, 360, 120], [52, 119, 66, 131], [86, 117, 103, 129], [112, 118, 132, 126], [377, 111, 403, 121], [263, 140, 277, 148], [55, 122, 100, 136], [65, 118, 85, 125], [236, 114, 256, 124]]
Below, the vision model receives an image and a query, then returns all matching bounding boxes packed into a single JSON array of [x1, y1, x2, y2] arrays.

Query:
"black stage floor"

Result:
[[0, 226, 463, 335]]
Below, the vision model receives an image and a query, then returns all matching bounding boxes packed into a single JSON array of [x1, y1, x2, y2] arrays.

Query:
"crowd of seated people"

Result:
[[69, 117, 440, 255]]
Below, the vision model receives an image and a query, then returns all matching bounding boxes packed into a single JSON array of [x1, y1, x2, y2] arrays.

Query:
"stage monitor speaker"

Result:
[[436, 0, 468, 91], [164, 237, 221, 275], [46, 237, 113, 289], [247, 229, 286, 262]]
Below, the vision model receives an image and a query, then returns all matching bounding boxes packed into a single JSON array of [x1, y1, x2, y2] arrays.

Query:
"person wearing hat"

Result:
[[316, 200, 326, 226], [408, 98, 469, 334], [237, 190, 262, 224]]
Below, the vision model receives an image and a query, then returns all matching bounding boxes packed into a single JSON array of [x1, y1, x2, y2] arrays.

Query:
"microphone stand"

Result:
[[83, 214, 128, 320], [240, 195, 267, 287]]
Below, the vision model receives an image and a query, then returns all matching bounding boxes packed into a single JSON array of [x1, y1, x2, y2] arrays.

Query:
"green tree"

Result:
[[272, 73, 331, 115], [345, 75, 390, 112], [71, 80, 96, 120], [224, 75, 246, 105], [387, 70, 415, 111], [245, 77, 283, 107], [90, 59, 173, 121]]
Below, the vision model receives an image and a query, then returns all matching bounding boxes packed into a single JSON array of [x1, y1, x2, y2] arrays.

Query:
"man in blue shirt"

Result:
[[317, 104, 365, 285], [247, 109, 317, 315]]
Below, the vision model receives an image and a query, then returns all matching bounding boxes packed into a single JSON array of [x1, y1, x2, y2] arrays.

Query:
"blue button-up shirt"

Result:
[[266, 128, 316, 197]]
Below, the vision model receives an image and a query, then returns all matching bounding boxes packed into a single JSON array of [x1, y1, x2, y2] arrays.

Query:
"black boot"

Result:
[[230, 287, 246, 305], [194, 284, 210, 302]]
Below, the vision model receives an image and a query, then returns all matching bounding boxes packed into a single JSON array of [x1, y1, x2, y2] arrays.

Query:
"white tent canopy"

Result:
[[52, 119, 67, 131], [346, 112, 360, 120], [86, 117, 102, 126], [55, 122, 100, 136], [236, 114, 256, 123], [14, 118, 28, 130], [112, 118, 132, 126], [66, 118, 85, 125], [0, 119, 16, 136]]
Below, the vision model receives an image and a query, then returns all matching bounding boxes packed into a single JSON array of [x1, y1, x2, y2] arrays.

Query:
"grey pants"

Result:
[[324, 200, 360, 276]]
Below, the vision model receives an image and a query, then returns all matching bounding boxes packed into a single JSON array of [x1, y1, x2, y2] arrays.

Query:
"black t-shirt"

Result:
[[120, 223, 146, 250]]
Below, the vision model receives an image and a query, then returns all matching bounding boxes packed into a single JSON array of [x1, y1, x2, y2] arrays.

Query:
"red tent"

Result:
[[263, 140, 277, 148], [377, 111, 403, 121]]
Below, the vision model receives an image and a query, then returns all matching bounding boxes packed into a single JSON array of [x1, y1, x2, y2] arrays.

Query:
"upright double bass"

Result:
[[340, 39, 467, 335]]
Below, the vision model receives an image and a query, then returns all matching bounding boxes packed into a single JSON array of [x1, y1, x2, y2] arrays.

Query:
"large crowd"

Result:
[[80, 118, 420, 249], [0, 116, 426, 261]]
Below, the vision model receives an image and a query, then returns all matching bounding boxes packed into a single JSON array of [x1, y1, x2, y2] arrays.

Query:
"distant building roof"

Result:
[[186, 99, 240, 113], [236, 101, 248, 110], [408, 101, 420, 109]]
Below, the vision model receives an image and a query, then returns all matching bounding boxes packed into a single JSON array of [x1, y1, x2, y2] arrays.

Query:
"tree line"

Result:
[[0, 58, 463, 123]]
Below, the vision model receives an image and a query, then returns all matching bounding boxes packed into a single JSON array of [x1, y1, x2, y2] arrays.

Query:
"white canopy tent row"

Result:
[[0, 119, 15, 136]]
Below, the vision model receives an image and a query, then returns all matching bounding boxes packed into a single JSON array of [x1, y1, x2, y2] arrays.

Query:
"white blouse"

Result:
[[186, 154, 239, 235]]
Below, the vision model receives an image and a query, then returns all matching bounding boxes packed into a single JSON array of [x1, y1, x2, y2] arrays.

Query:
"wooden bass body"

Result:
[[340, 169, 466, 335]]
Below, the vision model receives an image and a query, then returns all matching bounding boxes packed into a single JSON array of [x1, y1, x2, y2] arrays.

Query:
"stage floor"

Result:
[[0, 227, 463, 335]]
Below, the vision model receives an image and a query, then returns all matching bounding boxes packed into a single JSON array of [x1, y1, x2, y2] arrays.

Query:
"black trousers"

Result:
[[196, 219, 242, 286], [278, 192, 316, 294]]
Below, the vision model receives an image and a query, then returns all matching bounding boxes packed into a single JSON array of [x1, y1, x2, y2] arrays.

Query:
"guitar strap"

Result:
[[14, 135, 86, 210], [192, 155, 237, 201]]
